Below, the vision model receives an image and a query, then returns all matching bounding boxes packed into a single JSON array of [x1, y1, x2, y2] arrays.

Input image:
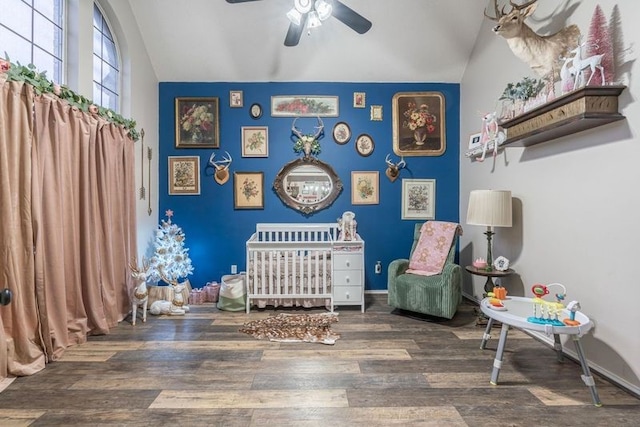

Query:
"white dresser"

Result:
[[332, 236, 365, 312]]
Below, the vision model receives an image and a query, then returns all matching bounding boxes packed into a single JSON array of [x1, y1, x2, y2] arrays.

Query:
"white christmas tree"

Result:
[[148, 209, 194, 285]]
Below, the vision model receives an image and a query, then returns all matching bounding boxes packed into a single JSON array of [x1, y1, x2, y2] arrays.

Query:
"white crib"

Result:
[[245, 223, 339, 313]]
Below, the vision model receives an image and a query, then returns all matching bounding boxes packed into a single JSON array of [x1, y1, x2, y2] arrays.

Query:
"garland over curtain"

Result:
[[0, 77, 136, 377]]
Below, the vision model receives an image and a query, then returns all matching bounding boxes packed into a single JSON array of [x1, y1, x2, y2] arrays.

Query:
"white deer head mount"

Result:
[[208, 151, 233, 185], [291, 116, 324, 158], [384, 154, 406, 182]]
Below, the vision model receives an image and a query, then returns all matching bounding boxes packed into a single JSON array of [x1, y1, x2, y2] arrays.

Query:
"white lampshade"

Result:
[[467, 190, 512, 228]]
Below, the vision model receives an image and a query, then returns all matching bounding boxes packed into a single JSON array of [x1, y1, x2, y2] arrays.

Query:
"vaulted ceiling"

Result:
[[126, 0, 488, 83]]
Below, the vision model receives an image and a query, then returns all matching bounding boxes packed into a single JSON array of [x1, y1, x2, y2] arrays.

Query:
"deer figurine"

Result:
[[291, 116, 324, 158], [485, 0, 581, 81], [148, 267, 189, 316], [207, 151, 233, 185], [567, 43, 605, 90], [128, 257, 150, 325], [384, 154, 406, 182]]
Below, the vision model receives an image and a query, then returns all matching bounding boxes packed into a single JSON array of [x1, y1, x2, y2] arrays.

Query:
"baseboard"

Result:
[[464, 292, 640, 398]]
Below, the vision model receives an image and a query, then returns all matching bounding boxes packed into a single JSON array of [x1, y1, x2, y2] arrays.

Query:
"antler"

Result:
[[510, 0, 537, 11], [312, 116, 324, 140], [157, 266, 178, 287], [291, 117, 305, 139], [484, 0, 504, 21], [291, 117, 324, 140], [385, 154, 406, 169], [208, 151, 233, 170]]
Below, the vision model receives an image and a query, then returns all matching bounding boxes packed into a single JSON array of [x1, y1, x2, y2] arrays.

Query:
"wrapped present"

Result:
[[204, 282, 221, 303], [188, 289, 204, 305]]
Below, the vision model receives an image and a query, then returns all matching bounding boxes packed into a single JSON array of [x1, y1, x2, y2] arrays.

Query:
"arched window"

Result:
[[93, 2, 120, 112], [0, 0, 64, 83]]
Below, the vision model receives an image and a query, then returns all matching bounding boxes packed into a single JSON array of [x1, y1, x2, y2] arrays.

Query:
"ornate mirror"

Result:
[[273, 157, 343, 215]]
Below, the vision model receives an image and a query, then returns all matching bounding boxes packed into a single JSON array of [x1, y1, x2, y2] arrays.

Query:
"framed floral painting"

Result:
[[241, 126, 269, 157], [234, 172, 264, 209], [168, 156, 200, 195], [401, 179, 435, 220], [351, 171, 379, 205], [392, 92, 445, 157], [271, 95, 339, 117], [175, 97, 220, 148]]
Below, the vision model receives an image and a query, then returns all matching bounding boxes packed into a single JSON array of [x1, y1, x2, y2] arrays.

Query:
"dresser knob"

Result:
[[345, 276, 350, 283], [346, 260, 351, 267]]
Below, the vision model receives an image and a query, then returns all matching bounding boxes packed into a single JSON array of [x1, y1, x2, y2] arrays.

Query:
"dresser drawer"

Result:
[[333, 269, 362, 287], [333, 285, 363, 304], [333, 253, 363, 270]]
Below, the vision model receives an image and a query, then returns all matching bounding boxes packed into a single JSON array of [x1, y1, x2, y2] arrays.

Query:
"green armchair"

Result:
[[387, 222, 462, 319]]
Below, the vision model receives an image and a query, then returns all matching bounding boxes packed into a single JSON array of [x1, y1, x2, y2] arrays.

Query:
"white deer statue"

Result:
[[148, 268, 189, 316], [128, 257, 150, 325], [485, 0, 581, 81], [567, 43, 605, 90]]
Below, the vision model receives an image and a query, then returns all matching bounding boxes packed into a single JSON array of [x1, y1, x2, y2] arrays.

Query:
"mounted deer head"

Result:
[[291, 116, 324, 158], [384, 154, 406, 182], [208, 151, 233, 185], [484, 0, 580, 81]]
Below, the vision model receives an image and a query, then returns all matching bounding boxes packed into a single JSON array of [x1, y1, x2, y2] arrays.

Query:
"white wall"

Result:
[[69, 0, 160, 258], [461, 1, 640, 393]]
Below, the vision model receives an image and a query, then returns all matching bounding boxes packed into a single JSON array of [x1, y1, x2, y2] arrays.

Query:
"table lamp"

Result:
[[466, 190, 512, 271]]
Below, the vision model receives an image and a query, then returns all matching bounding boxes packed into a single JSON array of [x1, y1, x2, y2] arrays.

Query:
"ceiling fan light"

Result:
[[286, 8, 303, 25], [307, 11, 322, 29], [294, 0, 312, 14], [315, 0, 332, 21]]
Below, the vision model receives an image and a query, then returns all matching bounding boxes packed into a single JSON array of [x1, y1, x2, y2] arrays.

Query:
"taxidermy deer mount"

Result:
[[384, 154, 406, 183], [208, 151, 233, 185], [485, 0, 581, 81]]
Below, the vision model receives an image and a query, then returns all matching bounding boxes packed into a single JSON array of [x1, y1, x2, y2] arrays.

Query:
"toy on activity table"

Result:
[[527, 283, 570, 326], [563, 300, 582, 326]]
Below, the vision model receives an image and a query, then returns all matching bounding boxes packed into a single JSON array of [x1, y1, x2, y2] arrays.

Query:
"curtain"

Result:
[[0, 77, 136, 375]]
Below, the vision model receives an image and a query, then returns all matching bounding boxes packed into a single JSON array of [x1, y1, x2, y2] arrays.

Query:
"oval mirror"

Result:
[[273, 157, 343, 215]]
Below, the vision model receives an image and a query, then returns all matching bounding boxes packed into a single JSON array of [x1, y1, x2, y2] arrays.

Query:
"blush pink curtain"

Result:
[[0, 77, 136, 376]]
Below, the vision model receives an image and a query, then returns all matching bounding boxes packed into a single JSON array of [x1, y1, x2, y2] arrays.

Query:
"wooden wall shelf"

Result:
[[500, 85, 626, 147]]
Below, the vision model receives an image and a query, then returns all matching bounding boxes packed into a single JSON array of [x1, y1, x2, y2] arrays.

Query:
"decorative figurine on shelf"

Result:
[[493, 256, 510, 271], [337, 211, 357, 241], [528, 283, 567, 326]]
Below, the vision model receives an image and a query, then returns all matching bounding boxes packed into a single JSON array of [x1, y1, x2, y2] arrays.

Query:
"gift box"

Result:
[[203, 282, 221, 303], [188, 289, 204, 305]]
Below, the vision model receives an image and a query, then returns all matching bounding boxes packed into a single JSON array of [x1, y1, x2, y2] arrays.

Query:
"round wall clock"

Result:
[[332, 122, 351, 145], [355, 134, 374, 157], [249, 103, 262, 119]]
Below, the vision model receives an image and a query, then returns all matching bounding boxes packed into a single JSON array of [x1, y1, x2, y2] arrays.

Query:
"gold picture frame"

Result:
[[392, 92, 445, 157], [241, 126, 269, 157], [168, 156, 200, 195], [353, 92, 366, 108], [370, 105, 383, 121], [401, 179, 436, 220], [175, 97, 220, 148], [351, 171, 379, 205], [234, 172, 264, 209]]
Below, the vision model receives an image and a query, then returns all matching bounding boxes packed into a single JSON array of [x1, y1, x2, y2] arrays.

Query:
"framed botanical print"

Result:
[[370, 105, 383, 121], [241, 126, 269, 157], [234, 172, 264, 209], [175, 97, 220, 148], [355, 134, 375, 157], [332, 122, 351, 145], [168, 156, 200, 195], [271, 95, 339, 117], [392, 92, 445, 156], [230, 90, 243, 108], [401, 179, 435, 220], [351, 171, 379, 205]]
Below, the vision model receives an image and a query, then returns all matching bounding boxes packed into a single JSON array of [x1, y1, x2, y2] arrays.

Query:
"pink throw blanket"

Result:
[[406, 221, 462, 277]]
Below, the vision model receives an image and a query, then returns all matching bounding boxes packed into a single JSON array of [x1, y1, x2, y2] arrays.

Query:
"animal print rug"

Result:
[[239, 312, 340, 345]]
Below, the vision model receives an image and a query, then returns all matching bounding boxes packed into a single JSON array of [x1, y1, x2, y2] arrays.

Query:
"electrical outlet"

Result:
[[375, 261, 382, 274], [231, 264, 237, 274]]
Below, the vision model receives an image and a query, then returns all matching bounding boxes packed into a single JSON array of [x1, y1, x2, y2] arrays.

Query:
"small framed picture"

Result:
[[175, 97, 219, 148], [401, 179, 435, 220], [370, 105, 383, 121], [353, 92, 366, 108], [351, 171, 379, 205], [332, 122, 351, 145], [355, 134, 375, 157], [241, 126, 269, 157], [468, 132, 482, 150], [230, 90, 243, 108], [168, 156, 200, 195], [234, 172, 264, 209]]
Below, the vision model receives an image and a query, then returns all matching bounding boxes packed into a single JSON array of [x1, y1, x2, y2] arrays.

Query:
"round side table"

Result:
[[465, 266, 515, 294]]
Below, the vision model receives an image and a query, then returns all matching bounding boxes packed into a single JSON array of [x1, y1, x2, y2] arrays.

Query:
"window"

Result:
[[0, 0, 64, 83], [93, 3, 119, 112]]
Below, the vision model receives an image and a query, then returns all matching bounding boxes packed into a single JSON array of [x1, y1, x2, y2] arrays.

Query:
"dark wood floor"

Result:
[[0, 295, 638, 426]]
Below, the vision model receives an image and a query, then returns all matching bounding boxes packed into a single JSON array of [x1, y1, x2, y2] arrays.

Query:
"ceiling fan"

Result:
[[226, 0, 372, 47]]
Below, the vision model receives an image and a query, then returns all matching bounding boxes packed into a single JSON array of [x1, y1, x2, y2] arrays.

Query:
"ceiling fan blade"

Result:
[[332, 0, 372, 34], [225, 0, 262, 3], [284, 14, 307, 47]]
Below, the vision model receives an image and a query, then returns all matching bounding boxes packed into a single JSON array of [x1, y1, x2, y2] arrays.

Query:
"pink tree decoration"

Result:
[[585, 5, 614, 85]]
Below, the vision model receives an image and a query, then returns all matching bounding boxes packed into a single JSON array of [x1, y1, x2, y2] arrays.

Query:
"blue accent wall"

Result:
[[158, 82, 460, 291]]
